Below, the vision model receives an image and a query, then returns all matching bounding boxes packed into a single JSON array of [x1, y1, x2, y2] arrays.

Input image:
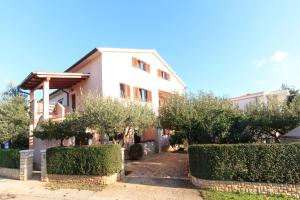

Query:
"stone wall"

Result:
[[190, 175, 300, 199], [0, 150, 34, 181], [0, 167, 20, 180], [19, 150, 34, 181], [47, 173, 120, 185], [139, 141, 156, 156]]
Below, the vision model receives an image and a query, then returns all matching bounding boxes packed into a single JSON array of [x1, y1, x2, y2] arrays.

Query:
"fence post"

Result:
[[41, 149, 48, 182], [120, 147, 125, 180], [19, 149, 34, 181]]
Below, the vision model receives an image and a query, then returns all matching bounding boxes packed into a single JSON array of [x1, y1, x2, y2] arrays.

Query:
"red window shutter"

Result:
[[132, 57, 138, 67], [146, 64, 150, 72], [167, 73, 170, 80], [157, 69, 161, 77], [147, 90, 152, 102], [126, 85, 131, 98], [134, 87, 139, 99]]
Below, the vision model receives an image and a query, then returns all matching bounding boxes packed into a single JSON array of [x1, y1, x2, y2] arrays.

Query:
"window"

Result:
[[120, 83, 131, 98], [134, 87, 152, 102], [57, 98, 63, 105], [139, 89, 148, 102], [157, 69, 170, 80], [138, 61, 146, 71], [132, 57, 150, 72]]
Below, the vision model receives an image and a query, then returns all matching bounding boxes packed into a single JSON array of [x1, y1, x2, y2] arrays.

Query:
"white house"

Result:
[[19, 47, 186, 168]]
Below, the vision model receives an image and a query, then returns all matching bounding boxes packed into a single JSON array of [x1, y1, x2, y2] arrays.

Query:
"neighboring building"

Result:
[[19, 47, 186, 168], [231, 89, 289, 111]]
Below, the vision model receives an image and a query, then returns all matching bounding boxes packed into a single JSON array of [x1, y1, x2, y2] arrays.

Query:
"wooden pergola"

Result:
[[19, 72, 90, 119]]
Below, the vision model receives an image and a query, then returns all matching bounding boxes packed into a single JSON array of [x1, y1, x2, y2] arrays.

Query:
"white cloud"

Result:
[[272, 63, 290, 72], [254, 58, 268, 68], [270, 50, 288, 62], [254, 50, 290, 72]]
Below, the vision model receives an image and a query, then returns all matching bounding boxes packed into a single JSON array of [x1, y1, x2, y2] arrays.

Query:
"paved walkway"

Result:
[[0, 152, 201, 200]]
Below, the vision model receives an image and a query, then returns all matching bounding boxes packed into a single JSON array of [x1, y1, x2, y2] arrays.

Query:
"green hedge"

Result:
[[0, 149, 20, 169], [47, 144, 122, 176], [188, 143, 300, 184]]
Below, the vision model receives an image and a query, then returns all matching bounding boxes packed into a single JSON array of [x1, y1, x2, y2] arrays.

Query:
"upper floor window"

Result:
[[132, 57, 150, 72], [134, 87, 152, 102], [120, 83, 131, 98], [157, 69, 170, 80]]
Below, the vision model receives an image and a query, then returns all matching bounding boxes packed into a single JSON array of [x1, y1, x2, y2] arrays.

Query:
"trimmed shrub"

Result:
[[47, 144, 122, 176], [128, 144, 143, 160], [188, 143, 300, 184], [0, 149, 20, 169]]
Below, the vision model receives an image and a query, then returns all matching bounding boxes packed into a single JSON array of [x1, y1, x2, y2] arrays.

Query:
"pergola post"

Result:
[[29, 90, 35, 149], [43, 78, 50, 120]]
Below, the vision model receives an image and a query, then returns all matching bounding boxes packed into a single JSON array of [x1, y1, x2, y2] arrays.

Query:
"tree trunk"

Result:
[[60, 139, 64, 147]]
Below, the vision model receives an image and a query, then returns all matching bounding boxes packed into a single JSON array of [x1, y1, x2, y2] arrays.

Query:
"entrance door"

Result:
[[71, 94, 76, 111]]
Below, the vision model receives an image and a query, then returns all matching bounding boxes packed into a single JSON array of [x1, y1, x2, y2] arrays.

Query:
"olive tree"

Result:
[[81, 94, 156, 146], [34, 112, 92, 147], [159, 92, 247, 144], [245, 97, 300, 142]]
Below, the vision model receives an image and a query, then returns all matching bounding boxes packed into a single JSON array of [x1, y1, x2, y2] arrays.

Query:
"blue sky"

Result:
[[0, 0, 299, 97]]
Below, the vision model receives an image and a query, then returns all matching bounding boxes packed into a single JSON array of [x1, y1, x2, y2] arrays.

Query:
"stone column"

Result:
[[120, 148, 125, 180], [41, 150, 48, 182], [43, 78, 50, 120], [155, 128, 163, 153], [19, 150, 34, 181]]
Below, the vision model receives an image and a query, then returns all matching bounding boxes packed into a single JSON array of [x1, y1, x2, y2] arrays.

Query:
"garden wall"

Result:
[[188, 143, 300, 198], [0, 149, 34, 180], [190, 176, 300, 199], [139, 141, 156, 155]]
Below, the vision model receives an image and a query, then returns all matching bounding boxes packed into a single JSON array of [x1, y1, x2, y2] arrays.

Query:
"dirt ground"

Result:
[[126, 152, 189, 178], [0, 152, 202, 200]]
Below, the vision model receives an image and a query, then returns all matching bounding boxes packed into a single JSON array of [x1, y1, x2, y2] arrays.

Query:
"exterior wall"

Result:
[[232, 97, 258, 111], [49, 52, 102, 110], [190, 175, 300, 199], [232, 90, 289, 111], [101, 50, 185, 112], [49, 49, 185, 113], [139, 141, 156, 155], [142, 127, 156, 141], [0, 167, 20, 180], [33, 137, 73, 170]]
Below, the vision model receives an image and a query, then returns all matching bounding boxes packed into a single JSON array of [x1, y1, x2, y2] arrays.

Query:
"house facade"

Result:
[[19, 48, 186, 168], [231, 89, 289, 111]]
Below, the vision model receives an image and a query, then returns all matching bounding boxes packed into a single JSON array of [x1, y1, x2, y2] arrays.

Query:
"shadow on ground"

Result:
[[124, 176, 196, 189]]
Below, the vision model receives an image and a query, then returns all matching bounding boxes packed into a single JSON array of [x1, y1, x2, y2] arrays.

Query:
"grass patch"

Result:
[[200, 190, 296, 200], [46, 181, 105, 192]]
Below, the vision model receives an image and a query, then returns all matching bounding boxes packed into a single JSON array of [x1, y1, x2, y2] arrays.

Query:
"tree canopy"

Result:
[[159, 91, 300, 145], [34, 94, 157, 146], [0, 83, 29, 145]]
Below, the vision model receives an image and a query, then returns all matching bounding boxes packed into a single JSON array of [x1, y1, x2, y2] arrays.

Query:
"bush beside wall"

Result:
[[47, 144, 121, 176], [188, 143, 300, 184], [0, 149, 20, 169]]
